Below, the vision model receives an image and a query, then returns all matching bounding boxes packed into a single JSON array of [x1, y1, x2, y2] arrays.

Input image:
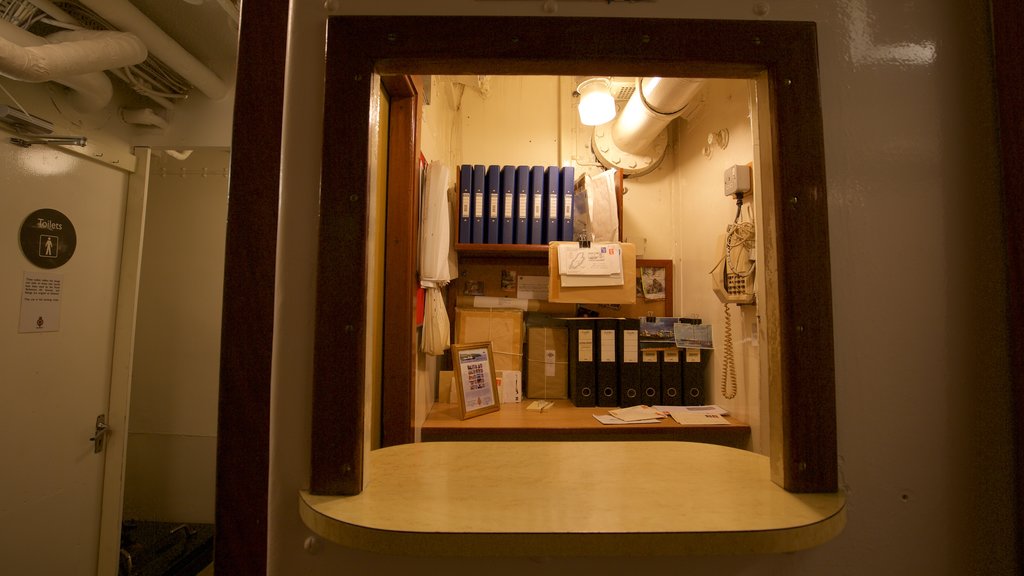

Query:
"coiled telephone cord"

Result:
[[720, 302, 738, 399]]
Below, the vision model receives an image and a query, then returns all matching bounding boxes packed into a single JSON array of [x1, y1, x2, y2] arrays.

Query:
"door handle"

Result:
[[90, 414, 109, 453]]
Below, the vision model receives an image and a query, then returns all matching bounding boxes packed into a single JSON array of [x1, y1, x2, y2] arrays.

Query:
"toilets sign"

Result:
[[19, 208, 76, 269]]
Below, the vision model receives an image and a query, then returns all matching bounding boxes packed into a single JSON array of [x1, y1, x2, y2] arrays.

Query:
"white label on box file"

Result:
[[664, 349, 679, 363], [601, 329, 616, 362], [519, 196, 527, 217], [533, 197, 542, 219], [623, 329, 638, 363], [686, 348, 701, 362], [462, 194, 470, 217], [579, 329, 593, 362], [549, 196, 558, 217], [474, 193, 483, 218], [490, 196, 498, 218], [642, 350, 658, 362], [504, 194, 513, 218]]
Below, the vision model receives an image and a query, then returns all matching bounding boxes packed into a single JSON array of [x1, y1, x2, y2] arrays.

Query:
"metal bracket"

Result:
[[10, 136, 87, 148]]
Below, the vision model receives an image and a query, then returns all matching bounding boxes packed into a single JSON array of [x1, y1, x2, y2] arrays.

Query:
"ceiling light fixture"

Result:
[[575, 77, 616, 126]]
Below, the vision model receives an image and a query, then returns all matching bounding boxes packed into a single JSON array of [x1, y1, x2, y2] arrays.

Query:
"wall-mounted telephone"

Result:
[[710, 164, 755, 400], [711, 220, 756, 305], [711, 164, 756, 306]]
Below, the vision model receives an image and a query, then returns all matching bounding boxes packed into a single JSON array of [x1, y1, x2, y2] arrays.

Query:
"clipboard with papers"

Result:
[[548, 242, 636, 304]]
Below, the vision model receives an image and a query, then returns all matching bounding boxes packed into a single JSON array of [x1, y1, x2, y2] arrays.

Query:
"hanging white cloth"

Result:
[[419, 160, 453, 355], [421, 287, 450, 355]]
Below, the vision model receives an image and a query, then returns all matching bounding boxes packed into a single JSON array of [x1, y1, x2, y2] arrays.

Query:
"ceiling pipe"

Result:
[[75, 0, 229, 100], [0, 19, 122, 111], [592, 77, 704, 177], [24, 0, 77, 24]]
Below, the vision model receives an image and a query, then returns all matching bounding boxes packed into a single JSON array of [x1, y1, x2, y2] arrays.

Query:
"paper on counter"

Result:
[[593, 414, 662, 425], [526, 400, 554, 412], [608, 405, 665, 422], [655, 405, 730, 416], [671, 412, 730, 426]]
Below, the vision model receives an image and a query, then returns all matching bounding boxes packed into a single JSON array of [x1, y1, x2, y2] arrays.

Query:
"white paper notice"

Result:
[[517, 275, 549, 300], [19, 271, 62, 333]]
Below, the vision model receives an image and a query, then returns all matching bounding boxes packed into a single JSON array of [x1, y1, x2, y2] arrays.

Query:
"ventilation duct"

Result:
[[0, 29, 146, 81], [0, 18, 133, 111], [593, 77, 704, 177], [75, 0, 229, 100]]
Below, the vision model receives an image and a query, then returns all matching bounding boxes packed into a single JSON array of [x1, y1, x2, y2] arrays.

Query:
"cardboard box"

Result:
[[454, 308, 523, 374], [524, 316, 569, 399], [438, 370, 454, 403]]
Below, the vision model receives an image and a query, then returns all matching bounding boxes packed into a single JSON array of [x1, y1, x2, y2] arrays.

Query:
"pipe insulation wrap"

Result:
[[0, 30, 146, 82], [0, 19, 113, 111], [76, 0, 228, 100]]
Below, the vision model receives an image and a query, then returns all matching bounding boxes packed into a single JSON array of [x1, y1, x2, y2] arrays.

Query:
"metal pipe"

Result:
[[76, 0, 228, 100], [611, 77, 703, 154]]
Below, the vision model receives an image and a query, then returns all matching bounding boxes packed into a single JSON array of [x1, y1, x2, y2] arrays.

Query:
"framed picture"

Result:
[[619, 259, 673, 318], [451, 342, 501, 419]]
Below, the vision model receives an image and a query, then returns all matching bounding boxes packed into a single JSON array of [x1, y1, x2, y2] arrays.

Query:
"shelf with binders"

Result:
[[454, 164, 623, 256]]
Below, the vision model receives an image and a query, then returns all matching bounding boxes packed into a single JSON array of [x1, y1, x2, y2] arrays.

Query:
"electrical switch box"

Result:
[[724, 164, 752, 197]]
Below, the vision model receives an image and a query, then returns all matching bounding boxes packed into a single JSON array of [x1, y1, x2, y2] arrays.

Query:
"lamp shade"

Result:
[[577, 78, 616, 126]]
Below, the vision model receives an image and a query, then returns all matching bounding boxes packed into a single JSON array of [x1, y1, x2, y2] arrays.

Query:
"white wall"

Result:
[[671, 78, 762, 449], [122, 148, 229, 523], [271, 1, 1015, 575]]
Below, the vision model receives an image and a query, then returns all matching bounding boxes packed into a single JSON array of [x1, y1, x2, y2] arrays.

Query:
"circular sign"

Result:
[[20, 208, 76, 269]]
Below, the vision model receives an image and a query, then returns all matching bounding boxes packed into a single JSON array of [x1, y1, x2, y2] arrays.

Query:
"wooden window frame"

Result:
[[308, 15, 837, 496]]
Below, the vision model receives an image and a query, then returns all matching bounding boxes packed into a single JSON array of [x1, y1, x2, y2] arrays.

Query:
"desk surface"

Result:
[[300, 441, 845, 557], [421, 400, 751, 446]]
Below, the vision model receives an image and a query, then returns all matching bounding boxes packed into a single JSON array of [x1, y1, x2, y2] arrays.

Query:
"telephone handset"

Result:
[[711, 221, 756, 305]]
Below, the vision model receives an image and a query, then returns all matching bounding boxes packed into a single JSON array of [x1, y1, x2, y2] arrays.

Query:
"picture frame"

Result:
[[451, 342, 501, 419], [619, 259, 673, 318]]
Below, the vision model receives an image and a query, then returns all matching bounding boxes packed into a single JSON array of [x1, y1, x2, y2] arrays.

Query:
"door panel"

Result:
[[0, 139, 129, 575]]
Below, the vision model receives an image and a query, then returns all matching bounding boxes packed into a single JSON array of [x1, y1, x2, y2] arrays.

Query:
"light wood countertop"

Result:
[[300, 441, 845, 556]]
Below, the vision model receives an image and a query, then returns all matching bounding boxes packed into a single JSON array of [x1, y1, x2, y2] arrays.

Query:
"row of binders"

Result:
[[567, 318, 708, 408], [458, 164, 575, 245]]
